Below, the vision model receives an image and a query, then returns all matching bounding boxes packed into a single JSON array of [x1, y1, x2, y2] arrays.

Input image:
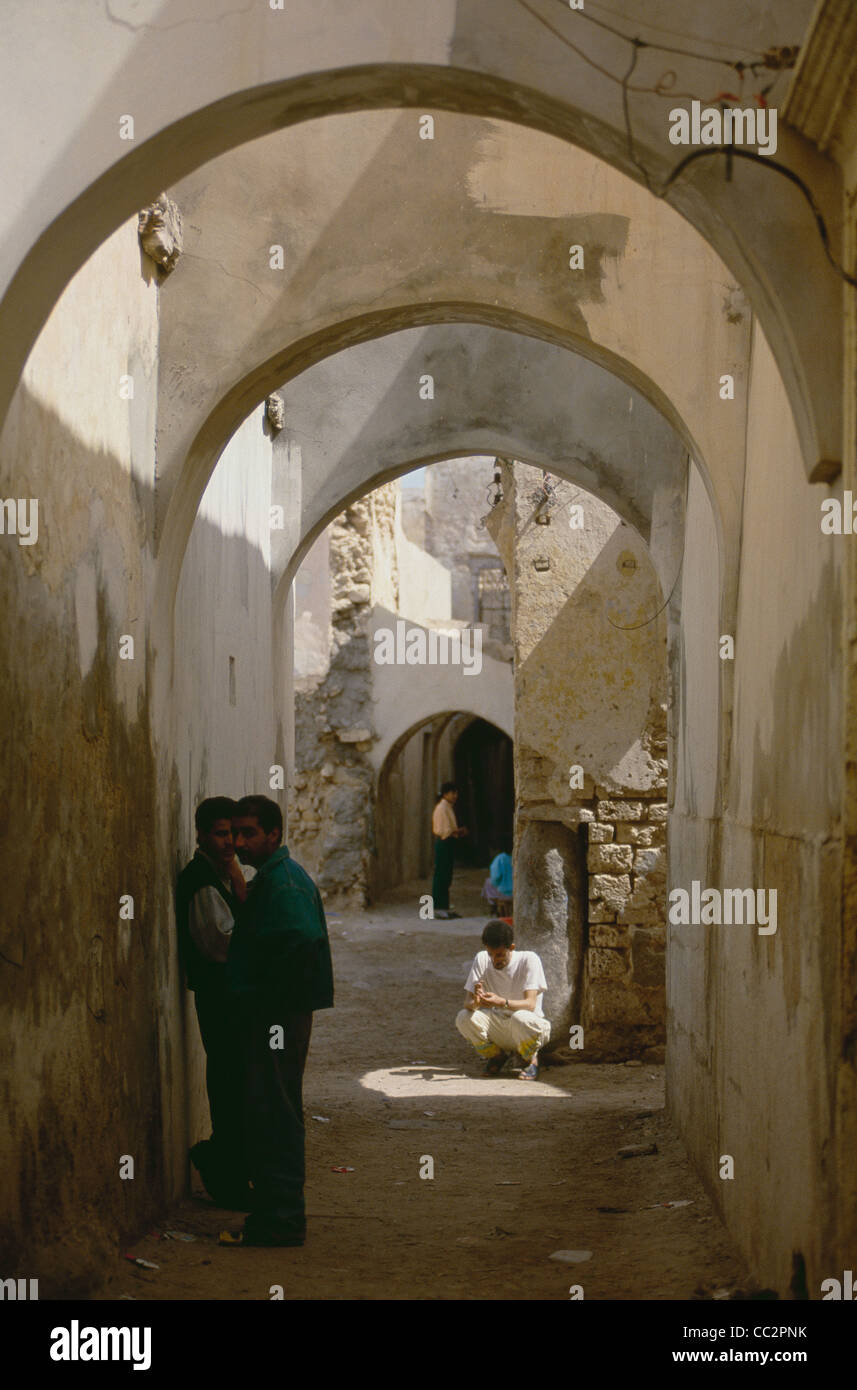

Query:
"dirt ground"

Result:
[[95, 872, 751, 1302]]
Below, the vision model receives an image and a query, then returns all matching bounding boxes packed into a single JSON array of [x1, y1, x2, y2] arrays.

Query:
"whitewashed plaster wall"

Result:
[[669, 324, 843, 1292], [293, 529, 331, 682], [173, 404, 274, 839], [172, 404, 275, 1147], [0, 218, 165, 1291], [395, 512, 452, 623]]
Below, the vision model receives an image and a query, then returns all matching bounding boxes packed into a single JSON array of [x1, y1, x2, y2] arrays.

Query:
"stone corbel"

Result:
[[137, 193, 183, 274], [266, 393, 286, 432]]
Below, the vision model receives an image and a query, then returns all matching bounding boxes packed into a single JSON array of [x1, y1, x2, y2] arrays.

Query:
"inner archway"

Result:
[[452, 716, 514, 871]]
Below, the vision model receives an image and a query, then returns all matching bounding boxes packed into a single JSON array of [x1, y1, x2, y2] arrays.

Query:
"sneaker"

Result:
[[445, 910, 461, 919], [433, 909, 451, 919], [484, 1051, 511, 1077], [518, 1060, 540, 1081]]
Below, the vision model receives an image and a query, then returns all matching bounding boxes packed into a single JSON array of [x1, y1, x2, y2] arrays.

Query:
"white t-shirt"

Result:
[[465, 950, 547, 1016]]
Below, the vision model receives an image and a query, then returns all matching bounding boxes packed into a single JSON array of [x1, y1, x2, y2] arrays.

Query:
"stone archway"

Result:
[[150, 116, 752, 659], [2, 0, 852, 1295], [0, 1, 838, 483]]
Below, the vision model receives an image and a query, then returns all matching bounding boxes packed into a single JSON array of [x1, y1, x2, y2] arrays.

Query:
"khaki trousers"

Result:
[[456, 1006, 551, 1062]]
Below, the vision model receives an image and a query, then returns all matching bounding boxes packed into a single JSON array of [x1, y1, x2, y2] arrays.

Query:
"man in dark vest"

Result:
[[219, 794, 334, 1247], [175, 796, 250, 1209]]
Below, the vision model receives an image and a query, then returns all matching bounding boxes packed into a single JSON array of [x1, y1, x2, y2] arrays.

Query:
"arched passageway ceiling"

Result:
[[155, 116, 742, 632], [368, 607, 514, 774], [1, 1, 835, 486], [378, 708, 513, 788], [268, 323, 689, 616]]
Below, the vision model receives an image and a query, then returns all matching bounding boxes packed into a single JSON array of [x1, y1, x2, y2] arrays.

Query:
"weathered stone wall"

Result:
[[0, 219, 164, 1292], [289, 487, 398, 904], [290, 473, 515, 903], [487, 462, 668, 1059], [579, 790, 667, 1059], [0, 220, 283, 1294], [839, 109, 857, 1292]]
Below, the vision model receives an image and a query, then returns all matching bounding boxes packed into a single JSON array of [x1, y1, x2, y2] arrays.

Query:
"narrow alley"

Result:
[[5, 0, 857, 1332], [97, 877, 747, 1303]]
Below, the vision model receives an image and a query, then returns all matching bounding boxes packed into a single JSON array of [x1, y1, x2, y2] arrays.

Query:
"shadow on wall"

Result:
[[520, 521, 666, 782], [0, 383, 276, 1295]]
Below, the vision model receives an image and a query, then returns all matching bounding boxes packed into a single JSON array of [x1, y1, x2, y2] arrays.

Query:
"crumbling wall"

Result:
[[289, 486, 398, 905]]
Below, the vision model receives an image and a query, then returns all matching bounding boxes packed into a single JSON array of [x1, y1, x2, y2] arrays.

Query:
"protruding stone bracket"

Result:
[[265, 393, 286, 433], [137, 193, 183, 275]]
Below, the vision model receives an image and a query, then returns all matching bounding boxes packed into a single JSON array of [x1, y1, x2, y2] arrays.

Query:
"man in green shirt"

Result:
[[220, 795, 334, 1247]]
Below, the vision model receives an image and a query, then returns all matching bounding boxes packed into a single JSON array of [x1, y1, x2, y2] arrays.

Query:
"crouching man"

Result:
[[456, 919, 551, 1080]]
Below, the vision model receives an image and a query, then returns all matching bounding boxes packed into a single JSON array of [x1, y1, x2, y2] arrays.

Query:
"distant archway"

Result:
[[452, 718, 514, 871], [373, 712, 513, 898]]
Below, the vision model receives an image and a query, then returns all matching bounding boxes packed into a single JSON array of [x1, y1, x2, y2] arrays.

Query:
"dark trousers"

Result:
[[194, 987, 246, 1187], [432, 836, 455, 911], [242, 1011, 313, 1239]]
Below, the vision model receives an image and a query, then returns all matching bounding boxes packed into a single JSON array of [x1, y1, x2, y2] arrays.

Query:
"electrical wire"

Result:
[[514, 0, 659, 92], [660, 147, 857, 289], [583, 0, 769, 59], [513, 0, 857, 288], [500, 461, 682, 629], [547, 0, 767, 69], [516, 0, 778, 97], [621, 38, 654, 191], [604, 542, 684, 631]]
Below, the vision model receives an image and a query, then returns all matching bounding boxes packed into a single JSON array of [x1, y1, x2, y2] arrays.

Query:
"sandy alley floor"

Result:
[[96, 874, 750, 1302]]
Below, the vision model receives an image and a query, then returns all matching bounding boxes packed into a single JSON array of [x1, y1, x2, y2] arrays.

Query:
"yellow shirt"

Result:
[[432, 799, 458, 839]]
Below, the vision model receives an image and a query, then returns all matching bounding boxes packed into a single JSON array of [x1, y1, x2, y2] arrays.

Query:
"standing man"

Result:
[[456, 919, 551, 1080], [221, 795, 334, 1248], [175, 796, 250, 1209], [431, 781, 468, 920]]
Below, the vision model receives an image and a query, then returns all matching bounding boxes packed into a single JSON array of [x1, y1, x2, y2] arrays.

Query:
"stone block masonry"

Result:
[[516, 780, 668, 1062], [580, 784, 667, 1060]]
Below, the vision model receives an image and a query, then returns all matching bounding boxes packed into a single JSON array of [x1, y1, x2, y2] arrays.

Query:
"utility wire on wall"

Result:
[[513, 0, 857, 288]]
